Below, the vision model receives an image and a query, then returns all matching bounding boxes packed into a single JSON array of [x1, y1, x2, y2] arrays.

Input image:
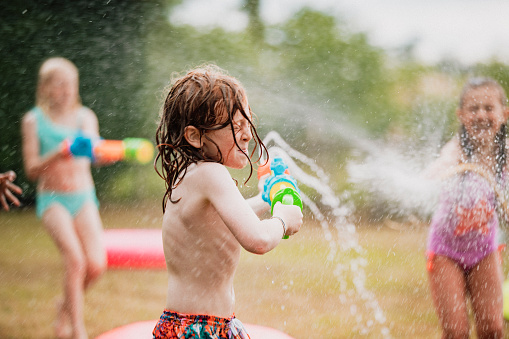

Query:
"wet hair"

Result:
[[459, 77, 508, 181], [458, 77, 507, 108], [154, 65, 267, 211], [36, 57, 81, 111]]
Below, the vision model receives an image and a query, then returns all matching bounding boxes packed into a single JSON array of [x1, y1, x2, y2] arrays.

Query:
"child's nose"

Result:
[[242, 126, 252, 141], [476, 108, 488, 120]]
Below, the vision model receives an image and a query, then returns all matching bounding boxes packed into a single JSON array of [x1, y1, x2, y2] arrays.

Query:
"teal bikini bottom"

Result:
[[36, 189, 99, 219]]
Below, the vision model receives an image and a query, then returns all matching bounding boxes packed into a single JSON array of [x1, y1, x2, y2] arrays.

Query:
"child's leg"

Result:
[[428, 255, 470, 339], [466, 252, 504, 339], [42, 204, 88, 339], [74, 201, 106, 288]]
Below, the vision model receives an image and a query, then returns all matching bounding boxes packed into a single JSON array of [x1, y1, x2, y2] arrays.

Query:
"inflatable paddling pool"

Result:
[[96, 319, 295, 339], [104, 229, 165, 269]]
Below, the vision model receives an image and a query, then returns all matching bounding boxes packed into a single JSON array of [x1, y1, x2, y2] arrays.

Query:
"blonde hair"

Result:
[[36, 57, 81, 111]]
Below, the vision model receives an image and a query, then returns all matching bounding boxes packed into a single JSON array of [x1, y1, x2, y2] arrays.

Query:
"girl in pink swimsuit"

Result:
[[428, 171, 500, 272], [426, 77, 509, 339]]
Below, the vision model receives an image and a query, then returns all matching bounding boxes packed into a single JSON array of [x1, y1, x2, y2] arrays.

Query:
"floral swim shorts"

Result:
[[153, 309, 250, 339]]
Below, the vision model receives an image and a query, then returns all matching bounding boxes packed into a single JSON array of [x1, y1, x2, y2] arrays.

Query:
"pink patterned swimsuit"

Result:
[[427, 171, 500, 271]]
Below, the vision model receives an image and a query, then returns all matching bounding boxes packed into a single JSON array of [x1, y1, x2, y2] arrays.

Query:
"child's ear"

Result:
[[504, 107, 509, 121], [184, 126, 202, 148]]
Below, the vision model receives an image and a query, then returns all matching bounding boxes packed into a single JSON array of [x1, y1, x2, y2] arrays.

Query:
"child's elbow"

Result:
[[249, 246, 270, 255], [243, 236, 276, 255]]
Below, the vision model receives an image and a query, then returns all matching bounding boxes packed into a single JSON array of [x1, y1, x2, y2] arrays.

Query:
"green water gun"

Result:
[[259, 157, 303, 238]]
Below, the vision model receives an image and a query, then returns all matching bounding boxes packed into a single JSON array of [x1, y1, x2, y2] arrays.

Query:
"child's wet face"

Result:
[[458, 85, 507, 141], [202, 97, 253, 169]]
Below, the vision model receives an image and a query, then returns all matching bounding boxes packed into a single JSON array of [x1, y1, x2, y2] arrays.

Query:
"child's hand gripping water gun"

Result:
[[62, 134, 155, 164], [258, 157, 303, 239]]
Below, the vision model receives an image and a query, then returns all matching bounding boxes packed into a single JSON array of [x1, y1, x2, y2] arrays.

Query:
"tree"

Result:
[[0, 0, 165, 202], [274, 8, 395, 134], [242, 0, 264, 43]]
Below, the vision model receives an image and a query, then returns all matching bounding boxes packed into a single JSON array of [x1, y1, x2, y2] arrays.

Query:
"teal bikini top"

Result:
[[32, 106, 83, 156]]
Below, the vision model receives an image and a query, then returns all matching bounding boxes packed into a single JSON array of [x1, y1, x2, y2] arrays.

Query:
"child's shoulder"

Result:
[[185, 162, 233, 190], [424, 138, 461, 179], [22, 109, 38, 127], [22, 109, 36, 120], [190, 161, 230, 179], [79, 106, 97, 119], [77, 106, 99, 133], [440, 137, 461, 158]]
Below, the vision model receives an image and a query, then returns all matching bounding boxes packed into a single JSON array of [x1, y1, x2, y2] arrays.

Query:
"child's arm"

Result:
[[21, 112, 70, 181], [201, 163, 302, 254], [80, 107, 100, 139], [246, 193, 271, 217], [423, 138, 460, 180], [246, 174, 271, 217], [79, 108, 115, 166]]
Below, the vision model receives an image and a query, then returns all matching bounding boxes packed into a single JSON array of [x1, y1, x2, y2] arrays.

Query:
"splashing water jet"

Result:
[[262, 131, 391, 338]]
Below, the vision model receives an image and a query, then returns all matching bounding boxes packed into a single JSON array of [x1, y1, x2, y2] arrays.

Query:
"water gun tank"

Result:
[[259, 157, 303, 214]]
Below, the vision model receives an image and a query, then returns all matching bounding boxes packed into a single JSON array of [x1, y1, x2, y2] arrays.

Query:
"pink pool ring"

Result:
[[96, 319, 295, 339], [104, 229, 166, 269]]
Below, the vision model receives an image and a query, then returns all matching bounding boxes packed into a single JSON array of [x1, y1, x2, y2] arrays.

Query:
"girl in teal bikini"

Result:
[[21, 57, 109, 339]]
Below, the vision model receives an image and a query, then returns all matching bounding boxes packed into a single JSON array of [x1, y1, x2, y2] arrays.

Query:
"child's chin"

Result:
[[479, 130, 496, 140], [231, 160, 249, 169], [471, 129, 494, 139]]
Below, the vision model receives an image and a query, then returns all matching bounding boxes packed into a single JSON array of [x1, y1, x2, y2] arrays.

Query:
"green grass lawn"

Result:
[[1, 205, 508, 338]]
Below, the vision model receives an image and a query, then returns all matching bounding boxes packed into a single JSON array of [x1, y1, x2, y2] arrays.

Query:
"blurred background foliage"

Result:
[[2, 0, 509, 217]]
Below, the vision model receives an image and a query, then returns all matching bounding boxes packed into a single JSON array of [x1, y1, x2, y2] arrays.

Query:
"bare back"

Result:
[[162, 163, 241, 317], [161, 159, 303, 318]]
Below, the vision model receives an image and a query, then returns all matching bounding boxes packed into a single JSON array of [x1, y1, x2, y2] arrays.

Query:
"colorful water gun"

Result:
[[258, 157, 303, 239], [62, 135, 154, 164]]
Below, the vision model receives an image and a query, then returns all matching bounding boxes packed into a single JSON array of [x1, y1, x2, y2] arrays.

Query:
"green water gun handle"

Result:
[[271, 187, 303, 239]]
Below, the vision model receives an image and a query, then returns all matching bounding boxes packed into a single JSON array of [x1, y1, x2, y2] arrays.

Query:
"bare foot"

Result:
[[54, 299, 72, 339]]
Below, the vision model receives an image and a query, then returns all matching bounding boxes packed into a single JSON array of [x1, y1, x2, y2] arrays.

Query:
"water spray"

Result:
[[261, 131, 391, 338]]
